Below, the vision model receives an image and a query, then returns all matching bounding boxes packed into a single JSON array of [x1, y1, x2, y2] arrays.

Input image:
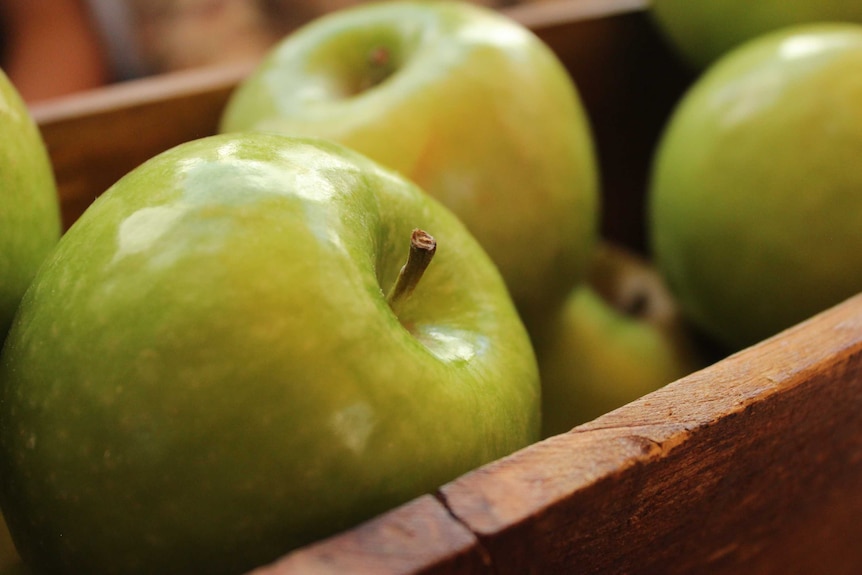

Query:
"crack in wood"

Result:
[[431, 490, 496, 573]]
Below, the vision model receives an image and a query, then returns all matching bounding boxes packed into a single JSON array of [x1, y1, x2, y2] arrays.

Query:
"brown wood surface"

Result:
[[442, 291, 862, 574], [26, 0, 861, 573], [248, 495, 489, 575], [30, 60, 255, 230]]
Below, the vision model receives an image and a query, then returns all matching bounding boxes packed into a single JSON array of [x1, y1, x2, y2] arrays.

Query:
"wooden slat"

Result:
[[30, 61, 255, 230], [440, 292, 862, 574], [247, 495, 489, 575], [504, 0, 647, 28], [545, 10, 694, 253]]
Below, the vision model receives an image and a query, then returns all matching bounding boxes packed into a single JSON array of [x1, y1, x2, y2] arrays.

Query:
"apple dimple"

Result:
[[305, 23, 415, 100], [220, 1, 601, 332], [378, 229, 488, 366], [356, 46, 397, 93]]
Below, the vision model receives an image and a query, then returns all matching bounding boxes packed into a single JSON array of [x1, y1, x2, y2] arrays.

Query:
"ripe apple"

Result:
[[649, 24, 862, 351], [534, 242, 707, 438], [0, 69, 62, 343], [219, 1, 600, 326], [650, 0, 862, 68], [0, 133, 540, 575]]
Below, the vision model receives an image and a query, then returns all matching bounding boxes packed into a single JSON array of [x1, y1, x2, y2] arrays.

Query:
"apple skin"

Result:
[[0, 133, 540, 575], [219, 1, 600, 326], [534, 243, 706, 438], [650, 0, 862, 69], [0, 515, 21, 574], [0, 69, 58, 572], [649, 24, 862, 351], [0, 69, 62, 343]]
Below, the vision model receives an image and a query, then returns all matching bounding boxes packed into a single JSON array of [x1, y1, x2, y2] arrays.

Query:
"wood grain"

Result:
[[30, 61, 254, 230], [247, 495, 489, 575], [441, 292, 862, 574]]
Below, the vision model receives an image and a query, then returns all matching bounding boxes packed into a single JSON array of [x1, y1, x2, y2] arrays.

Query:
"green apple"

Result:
[[0, 68, 58, 574], [650, 0, 862, 69], [0, 68, 62, 343], [648, 24, 862, 351], [0, 515, 21, 574], [534, 242, 706, 438], [219, 0, 600, 326], [0, 133, 540, 575]]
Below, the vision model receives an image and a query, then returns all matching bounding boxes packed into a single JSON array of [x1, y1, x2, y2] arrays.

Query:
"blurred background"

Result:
[[0, 0, 559, 103]]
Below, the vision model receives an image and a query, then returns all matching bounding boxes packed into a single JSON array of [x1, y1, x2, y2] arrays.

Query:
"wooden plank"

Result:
[[505, 0, 647, 29], [539, 5, 694, 252], [247, 495, 489, 575], [30, 61, 255, 230], [439, 292, 862, 574]]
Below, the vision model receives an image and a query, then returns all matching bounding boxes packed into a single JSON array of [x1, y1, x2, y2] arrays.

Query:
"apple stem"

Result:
[[386, 229, 436, 312]]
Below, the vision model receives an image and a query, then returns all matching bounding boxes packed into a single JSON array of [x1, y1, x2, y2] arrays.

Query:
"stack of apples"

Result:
[[0, 2, 782, 574], [215, 0, 708, 439]]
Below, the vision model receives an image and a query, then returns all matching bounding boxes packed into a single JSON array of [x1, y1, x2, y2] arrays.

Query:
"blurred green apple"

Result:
[[650, 0, 862, 68], [219, 0, 600, 325], [0, 68, 61, 343], [649, 24, 862, 351], [0, 133, 540, 575], [535, 242, 706, 438], [0, 69, 58, 574], [0, 515, 21, 574]]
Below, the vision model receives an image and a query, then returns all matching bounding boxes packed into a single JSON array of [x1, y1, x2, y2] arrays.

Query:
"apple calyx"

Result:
[[588, 243, 676, 328], [619, 287, 650, 319], [359, 47, 395, 92], [386, 229, 436, 313]]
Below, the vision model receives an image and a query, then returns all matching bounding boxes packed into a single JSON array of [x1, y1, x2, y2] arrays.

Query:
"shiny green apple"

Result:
[[0, 68, 61, 343], [534, 243, 706, 438], [650, 0, 862, 69], [0, 133, 540, 575], [219, 0, 600, 326], [649, 24, 862, 351]]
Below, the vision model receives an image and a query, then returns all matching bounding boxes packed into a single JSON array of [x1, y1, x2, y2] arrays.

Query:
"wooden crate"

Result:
[[29, 1, 862, 573]]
